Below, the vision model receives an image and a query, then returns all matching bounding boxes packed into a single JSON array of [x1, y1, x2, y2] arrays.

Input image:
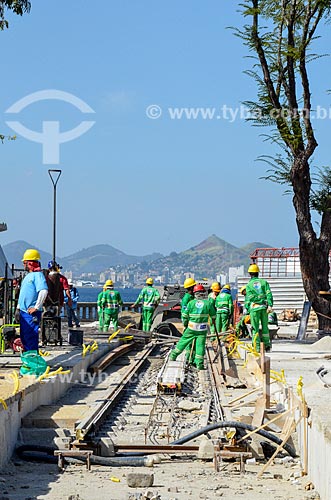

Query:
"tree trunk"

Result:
[[300, 239, 331, 331], [292, 156, 331, 331]]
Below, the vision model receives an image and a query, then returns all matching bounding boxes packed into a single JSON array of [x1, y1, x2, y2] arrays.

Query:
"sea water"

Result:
[[77, 287, 140, 303]]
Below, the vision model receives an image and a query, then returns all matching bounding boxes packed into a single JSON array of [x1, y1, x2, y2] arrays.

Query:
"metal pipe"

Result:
[[48, 169, 62, 263], [16, 445, 153, 466]]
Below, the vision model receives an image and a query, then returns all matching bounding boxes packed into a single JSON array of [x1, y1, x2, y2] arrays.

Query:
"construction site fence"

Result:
[[75, 302, 141, 322], [237, 275, 306, 314]]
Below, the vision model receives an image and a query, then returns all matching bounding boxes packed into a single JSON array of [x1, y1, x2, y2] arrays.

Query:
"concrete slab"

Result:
[[22, 404, 91, 428], [0, 338, 120, 469], [254, 339, 331, 500]]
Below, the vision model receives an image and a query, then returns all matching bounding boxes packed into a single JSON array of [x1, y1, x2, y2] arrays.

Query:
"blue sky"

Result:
[[1, 1, 331, 258]]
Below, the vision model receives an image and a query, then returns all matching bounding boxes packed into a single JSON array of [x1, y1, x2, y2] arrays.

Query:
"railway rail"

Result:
[[15, 332, 298, 474]]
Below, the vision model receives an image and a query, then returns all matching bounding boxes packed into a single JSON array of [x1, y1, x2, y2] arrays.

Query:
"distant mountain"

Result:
[[60, 245, 163, 274], [3, 241, 163, 274], [149, 235, 272, 277], [239, 242, 272, 255], [3, 240, 53, 269], [2, 235, 272, 278]]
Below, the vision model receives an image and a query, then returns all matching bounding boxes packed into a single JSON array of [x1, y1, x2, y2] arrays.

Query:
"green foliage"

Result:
[[1, 1, 30, 140], [237, 0, 331, 217], [237, 0, 331, 155], [310, 166, 331, 214], [0, 0, 31, 30], [0, 134, 16, 143], [259, 153, 292, 186]]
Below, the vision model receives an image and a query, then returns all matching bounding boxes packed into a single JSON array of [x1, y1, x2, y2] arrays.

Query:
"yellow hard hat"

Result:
[[211, 282, 221, 292], [184, 278, 196, 289], [146, 278, 154, 285], [240, 286, 246, 294], [248, 264, 260, 274], [22, 248, 41, 261], [105, 279, 113, 287], [223, 284, 231, 290]]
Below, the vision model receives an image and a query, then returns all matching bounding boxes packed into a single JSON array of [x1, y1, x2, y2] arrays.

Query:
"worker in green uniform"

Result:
[[170, 284, 216, 370], [132, 278, 160, 332], [208, 282, 221, 337], [235, 286, 251, 338], [97, 284, 107, 332], [215, 284, 233, 333], [181, 277, 196, 362], [245, 264, 273, 352], [181, 278, 196, 321], [102, 279, 123, 331]]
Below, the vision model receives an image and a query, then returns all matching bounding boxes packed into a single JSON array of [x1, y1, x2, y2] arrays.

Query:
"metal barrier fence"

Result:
[[237, 276, 306, 314], [76, 302, 141, 322]]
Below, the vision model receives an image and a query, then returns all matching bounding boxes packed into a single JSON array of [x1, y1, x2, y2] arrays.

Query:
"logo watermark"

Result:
[[146, 104, 162, 119], [145, 104, 331, 123], [5, 89, 96, 164]]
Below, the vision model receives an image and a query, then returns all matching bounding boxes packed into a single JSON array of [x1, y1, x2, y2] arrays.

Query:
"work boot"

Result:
[[265, 346, 271, 353]]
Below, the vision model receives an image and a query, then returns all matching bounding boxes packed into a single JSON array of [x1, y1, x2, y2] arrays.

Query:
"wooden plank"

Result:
[[252, 396, 266, 427], [262, 356, 271, 409], [237, 407, 295, 444], [257, 416, 300, 478]]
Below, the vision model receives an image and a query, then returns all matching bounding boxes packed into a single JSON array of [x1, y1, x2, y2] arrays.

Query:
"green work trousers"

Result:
[[142, 307, 154, 332], [99, 310, 119, 332], [216, 311, 230, 333], [98, 310, 105, 332], [250, 308, 270, 351], [170, 328, 207, 369]]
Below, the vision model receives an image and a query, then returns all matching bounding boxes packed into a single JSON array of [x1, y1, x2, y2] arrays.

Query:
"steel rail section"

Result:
[[114, 444, 252, 460], [206, 343, 226, 421], [116, 444, 199, 453], [88, 342, 137, 374], [75, 342, 157, 441]]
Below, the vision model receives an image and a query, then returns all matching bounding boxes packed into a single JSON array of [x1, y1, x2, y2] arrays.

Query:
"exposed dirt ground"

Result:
[[0, 455, 319, 500]]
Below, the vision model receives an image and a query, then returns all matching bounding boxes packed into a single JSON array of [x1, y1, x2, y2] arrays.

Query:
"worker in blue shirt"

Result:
[[64, 279, 80, 328], [16, 249, 48, 351]]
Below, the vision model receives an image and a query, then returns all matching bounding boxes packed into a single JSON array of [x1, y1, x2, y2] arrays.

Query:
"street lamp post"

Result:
[[48, 169, 62, 264]]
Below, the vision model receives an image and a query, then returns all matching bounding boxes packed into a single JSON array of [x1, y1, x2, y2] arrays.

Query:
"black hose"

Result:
[[110, 420, 296, 459], [16, 445, 57, 463], [171, 421, 297, 458], [73, 454, 153, 467], [16, 445, 153, 467]]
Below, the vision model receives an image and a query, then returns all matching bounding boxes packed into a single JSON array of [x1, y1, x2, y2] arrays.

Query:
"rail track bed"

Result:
[[19, 339, 222, 456]]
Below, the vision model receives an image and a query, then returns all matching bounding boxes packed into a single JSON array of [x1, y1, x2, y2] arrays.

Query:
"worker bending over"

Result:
[[215, 284, 233, 333], [245, 264, 273, 352], [235, 286, 250, 338], [170, 284, 216, 370], [132, 278, 160, 332]]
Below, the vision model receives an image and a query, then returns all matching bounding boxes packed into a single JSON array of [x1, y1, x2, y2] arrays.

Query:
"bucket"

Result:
[[20, 350, 48, 377], [68, 329, 83, 346]]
